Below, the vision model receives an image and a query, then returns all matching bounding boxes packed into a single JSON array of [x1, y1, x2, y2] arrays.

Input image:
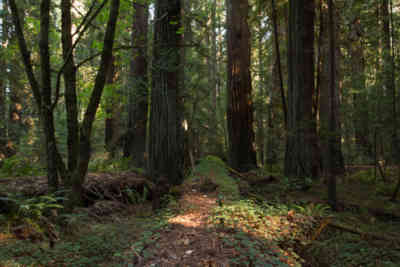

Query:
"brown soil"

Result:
[[129, 192, 294, 267]]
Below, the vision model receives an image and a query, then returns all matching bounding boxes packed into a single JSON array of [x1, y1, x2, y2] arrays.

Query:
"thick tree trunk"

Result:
[[123, 3, 148, 168], [285, 0, 320, 181], [226, 0, 257, 172], [148, 0, 184, 186]]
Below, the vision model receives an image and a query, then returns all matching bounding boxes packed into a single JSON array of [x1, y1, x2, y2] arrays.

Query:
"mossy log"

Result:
[[0, 171, 154, 211]]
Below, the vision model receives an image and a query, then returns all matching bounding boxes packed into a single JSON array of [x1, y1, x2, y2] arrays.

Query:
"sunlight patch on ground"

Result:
[[168, 193, 217, 228]]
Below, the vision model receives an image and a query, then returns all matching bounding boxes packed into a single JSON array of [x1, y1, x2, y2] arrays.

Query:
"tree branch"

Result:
[[8, 0, 41, 108], [76, 43, 199, 69], [52, 0, 109, 110]]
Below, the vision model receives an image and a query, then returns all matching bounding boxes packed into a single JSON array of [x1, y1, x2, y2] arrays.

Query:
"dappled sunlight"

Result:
[[168, 193, 217, 228], [132, 192, 299, 266]]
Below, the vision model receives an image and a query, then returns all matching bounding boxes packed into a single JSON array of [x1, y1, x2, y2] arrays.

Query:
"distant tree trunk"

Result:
[[0, 4, 7, 159], [319, 0, 345, 177], [271, 0, 287, 129], [8, 36, 27, 156], [382, 0, 399, 162], [8, 77, 24, 156], [148, 0, 184, 186], [3, 0, 27, 158], [285, 0, 320, 181], [104, 57, 117, 159], [256, 0, 265, 166], [207, 0, 223, 156], [123, 2, 148, 168], [349, 2, 372, 158], [327, 0, 339, 209], [0, 75, 5, 160], [226, 0, 257, 172]]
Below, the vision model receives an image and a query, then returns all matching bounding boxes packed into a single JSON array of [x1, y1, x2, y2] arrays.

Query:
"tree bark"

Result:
[[271, 0, 287, 129], [349, 2, 372, 158], [123, 2, 148, 168], [382, 0, 399, 163], [104, 56, 117, 159], [40, 0, 60, 190], [61, 0, 79, 172], [226, 0, 257, 172], [319, 0, 345, 178], [0, 4, 7, 159], [148, 0, 184, 186], [285, 0, 320, 181], [70, 0, 120, 206]]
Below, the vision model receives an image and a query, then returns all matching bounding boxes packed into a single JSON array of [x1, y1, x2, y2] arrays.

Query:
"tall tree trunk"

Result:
[[61, 0, 79, 172], [104, 57, 117, 159], [327, 0, 339, 209], [123, 2, 148, 168], [256, 0, 265, 166], [349, 1, 372, 159], [0, 73, 5, 160], [148, 0, 184, 186], [70, 0, 120, 206], [382, 0, 399, 162], [0, 2, 7, 160], [319, 0, 344, 177], [285, 0, 320, 181], [226, 0, 257, 172], [40, 0, 59, 190], [271, 0, 287, 129]]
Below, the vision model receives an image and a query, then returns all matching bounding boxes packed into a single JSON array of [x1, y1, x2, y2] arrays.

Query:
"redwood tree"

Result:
[[285, 0, 320, 181], [319, 0, 344, 177], [226, 0, 257, 172], [148, 0, 184, 186], [124, 2, 149, 168]]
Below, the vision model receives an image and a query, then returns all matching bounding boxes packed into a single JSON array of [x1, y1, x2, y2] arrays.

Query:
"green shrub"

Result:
[[0, 192, 64, 226], [0, 155, 42, 177], [88, 156, 144, 173]]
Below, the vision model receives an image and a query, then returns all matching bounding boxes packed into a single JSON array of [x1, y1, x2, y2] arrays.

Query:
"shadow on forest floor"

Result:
[[0, 164, 400, 266]]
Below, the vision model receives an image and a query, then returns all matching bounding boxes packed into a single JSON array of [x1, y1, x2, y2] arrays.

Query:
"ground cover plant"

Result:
[[1, 156, 399, 266]]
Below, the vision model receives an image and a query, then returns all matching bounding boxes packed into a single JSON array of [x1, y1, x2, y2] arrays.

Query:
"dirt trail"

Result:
[[134, 192, 235, 266]]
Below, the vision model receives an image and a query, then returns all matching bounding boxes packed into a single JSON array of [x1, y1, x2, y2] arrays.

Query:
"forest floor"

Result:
[[0, 159, 400, 266]]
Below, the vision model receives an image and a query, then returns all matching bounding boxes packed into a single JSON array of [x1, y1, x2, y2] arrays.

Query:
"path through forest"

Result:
[[127, 191, 296, 266]]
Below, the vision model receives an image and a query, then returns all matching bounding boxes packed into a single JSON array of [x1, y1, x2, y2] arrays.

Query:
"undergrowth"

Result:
[[0, 155, 43, 178]]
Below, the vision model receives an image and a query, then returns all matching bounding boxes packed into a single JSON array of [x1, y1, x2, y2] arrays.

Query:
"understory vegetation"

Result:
[[1, 0, 400, 265], [1, 156, 399, 266]]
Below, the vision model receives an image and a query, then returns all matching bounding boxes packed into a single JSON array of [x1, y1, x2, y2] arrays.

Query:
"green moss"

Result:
[[348, 169, 376, 184], [186, 156, 240, 200]]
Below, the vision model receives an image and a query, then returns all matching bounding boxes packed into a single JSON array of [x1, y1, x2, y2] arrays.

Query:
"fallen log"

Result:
[[327, 221, 400, 243], [0, 172, 154, 211]]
